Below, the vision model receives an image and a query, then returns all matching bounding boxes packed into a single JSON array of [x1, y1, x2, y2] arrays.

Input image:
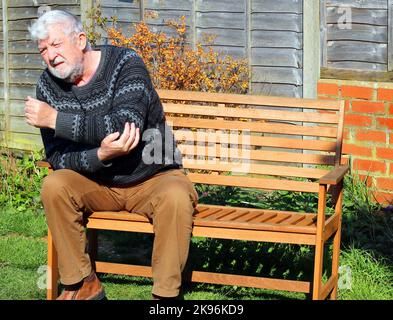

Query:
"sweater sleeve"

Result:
[[37, 86, 109, 173], [40, 128, 109, 172], [54, 52, 152, 146]]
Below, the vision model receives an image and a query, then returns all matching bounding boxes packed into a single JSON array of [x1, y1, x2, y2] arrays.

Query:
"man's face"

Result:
[[38, 24, 85, 83]]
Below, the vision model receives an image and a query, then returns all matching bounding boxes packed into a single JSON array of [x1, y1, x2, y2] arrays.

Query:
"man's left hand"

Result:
[[25, 96, 58, 129]]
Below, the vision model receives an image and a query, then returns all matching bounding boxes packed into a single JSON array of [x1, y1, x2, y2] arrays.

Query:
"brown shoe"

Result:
[[57, 272, 105, 300]]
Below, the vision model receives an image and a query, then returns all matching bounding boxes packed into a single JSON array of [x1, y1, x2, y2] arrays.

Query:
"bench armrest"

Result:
[[319, 164, 349, 185]]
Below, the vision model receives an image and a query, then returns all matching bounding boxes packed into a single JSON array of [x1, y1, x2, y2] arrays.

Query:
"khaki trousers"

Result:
[[41, 168, 198, 298]]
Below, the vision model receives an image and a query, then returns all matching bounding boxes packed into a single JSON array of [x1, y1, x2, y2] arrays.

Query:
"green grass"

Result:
[[338, 248, 393, 300], [0, 266, 46, 300], [0, 206, 392, 300], [0, 208, 47, 238]]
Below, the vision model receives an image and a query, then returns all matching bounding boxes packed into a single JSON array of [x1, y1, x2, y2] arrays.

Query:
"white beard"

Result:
[[48, 60, 84, 84]]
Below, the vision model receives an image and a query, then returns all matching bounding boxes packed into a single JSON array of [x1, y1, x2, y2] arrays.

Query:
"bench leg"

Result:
[[312, 184, 327, 300], [47, 228, 59, 300], [312, 238, 324, 300], [328, 229, 341, 300], [329, 183, 343, 300]]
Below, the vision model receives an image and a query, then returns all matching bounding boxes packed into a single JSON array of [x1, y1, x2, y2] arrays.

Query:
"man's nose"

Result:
[[47, 47, 57, 63]]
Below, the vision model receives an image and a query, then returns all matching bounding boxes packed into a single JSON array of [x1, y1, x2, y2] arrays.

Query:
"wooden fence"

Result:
[[1, 0, 392, 151]]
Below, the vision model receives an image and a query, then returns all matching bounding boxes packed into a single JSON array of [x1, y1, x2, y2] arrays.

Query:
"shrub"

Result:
[[341, 174, 393, 260], [0, 149, 46, 212], [85, 5, 249, 93]]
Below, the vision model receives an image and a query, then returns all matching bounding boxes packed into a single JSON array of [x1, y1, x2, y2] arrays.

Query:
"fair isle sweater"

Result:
[[37, 45, 181, 186]]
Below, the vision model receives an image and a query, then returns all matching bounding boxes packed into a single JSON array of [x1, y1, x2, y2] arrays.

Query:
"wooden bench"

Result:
[[40, 89, 348, 300]]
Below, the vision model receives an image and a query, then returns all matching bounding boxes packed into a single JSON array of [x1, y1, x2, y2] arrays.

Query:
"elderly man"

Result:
[[25, 10, 198, 300]]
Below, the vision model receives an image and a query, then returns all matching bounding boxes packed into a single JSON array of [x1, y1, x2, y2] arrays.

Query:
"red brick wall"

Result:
[[318, 79, 393, 205]]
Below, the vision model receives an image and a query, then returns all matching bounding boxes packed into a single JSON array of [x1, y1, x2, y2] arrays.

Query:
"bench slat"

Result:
[[167, 117, 338, 138], [295, 216, 318, 227], [178, 144, 336, 166], [201, 208, 237, 220], [174, 130, 337, 152], [192, 207, 223, 219], [188, 173, 320, 193], [183, 160, 329, 179], [281, 214, 307, 226], [94, 262, 311, 293], [267, 214, 293, 224], [253, 213, 278, 223], [164, 103, 340, 124], [232, 211, 261, 222], [158, 89, 341, 111], [216, 210, 251, 221]]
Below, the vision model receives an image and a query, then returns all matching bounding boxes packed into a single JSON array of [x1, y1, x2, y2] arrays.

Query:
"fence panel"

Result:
[[321, 0, 390, 72]]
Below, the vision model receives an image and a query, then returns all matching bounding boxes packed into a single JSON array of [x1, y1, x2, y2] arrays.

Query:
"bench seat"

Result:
[[88, 204, 335, 241]]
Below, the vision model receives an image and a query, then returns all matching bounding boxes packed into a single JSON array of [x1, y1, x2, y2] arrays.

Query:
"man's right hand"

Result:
[[97, 122, 140, 162]]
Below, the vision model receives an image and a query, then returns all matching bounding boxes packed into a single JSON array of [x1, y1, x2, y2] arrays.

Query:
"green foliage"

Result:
[[195, 184, 327, 214], [188, 238, 315, 283], [341, 174, 393, 260], [0, 149, 47, 212]]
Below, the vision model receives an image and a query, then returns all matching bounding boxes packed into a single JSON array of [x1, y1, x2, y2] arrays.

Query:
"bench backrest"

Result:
[[158, 89, 345, 194]]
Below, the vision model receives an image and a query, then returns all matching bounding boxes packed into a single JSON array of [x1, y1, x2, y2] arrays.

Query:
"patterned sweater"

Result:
[[37, 45, 181, 185]]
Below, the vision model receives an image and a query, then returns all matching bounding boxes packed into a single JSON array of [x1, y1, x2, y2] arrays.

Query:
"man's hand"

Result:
[[97, 122, 140, 162], [25, 96, 58, 129]]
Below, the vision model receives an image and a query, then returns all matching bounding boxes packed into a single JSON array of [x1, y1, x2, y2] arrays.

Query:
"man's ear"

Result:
[[77, 32, 87, 51]]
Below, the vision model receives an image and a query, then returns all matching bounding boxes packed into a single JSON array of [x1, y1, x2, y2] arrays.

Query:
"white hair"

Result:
[[28, 10, 84, 41]]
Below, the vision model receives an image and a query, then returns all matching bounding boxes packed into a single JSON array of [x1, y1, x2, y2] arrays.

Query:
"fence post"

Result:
[[140, 0, 145, 21], [246, 0, 252, 93], [81, 0, 93, 25], [303, 0, 320, 98], [191, 0, 197, 50], [1, 0, 10, 147], [320, 0, 327, 68]]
